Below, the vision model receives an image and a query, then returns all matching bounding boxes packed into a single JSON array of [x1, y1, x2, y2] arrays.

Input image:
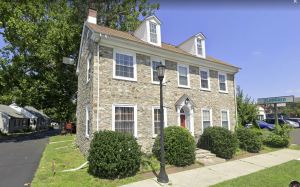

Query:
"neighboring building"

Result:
[[9, 103, 38, 130], [0, 104, 30, 133], [24, 106, 50, 130], [76, 9, 240, 154], [257, 106, 266, 120]]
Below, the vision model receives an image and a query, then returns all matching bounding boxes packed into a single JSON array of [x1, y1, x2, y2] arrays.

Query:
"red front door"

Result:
[[180, 114, 186, 128]]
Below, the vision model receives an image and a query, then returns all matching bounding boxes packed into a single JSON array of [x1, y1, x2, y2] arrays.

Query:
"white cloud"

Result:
[[286, 89, 300, 95]]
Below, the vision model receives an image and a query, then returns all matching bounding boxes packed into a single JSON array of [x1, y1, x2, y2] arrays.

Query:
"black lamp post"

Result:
[[156, 63, 169, 183]]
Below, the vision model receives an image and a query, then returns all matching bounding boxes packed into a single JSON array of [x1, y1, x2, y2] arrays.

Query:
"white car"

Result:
[[285, 120, 299, 128]]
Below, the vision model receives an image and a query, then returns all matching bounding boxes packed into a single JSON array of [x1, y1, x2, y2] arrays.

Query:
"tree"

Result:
[[236, 86, 258, 127], [0, 0, 159, 121]]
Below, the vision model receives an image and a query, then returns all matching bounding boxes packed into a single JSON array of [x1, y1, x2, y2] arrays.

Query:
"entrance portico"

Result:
[[176, 94, 195, 135]]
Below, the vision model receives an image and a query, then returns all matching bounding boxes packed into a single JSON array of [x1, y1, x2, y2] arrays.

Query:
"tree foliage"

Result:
[[0, 0, 159, 121], [236, 86, 258, 127]]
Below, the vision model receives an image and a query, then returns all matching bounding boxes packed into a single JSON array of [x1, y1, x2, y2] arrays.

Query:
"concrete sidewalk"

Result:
[[121, 149, 300, 187]]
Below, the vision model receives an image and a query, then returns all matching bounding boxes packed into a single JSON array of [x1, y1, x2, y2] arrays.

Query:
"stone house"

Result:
[[76, 9, 240, 154]]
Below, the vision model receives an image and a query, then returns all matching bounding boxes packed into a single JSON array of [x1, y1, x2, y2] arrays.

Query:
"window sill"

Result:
[[151, 81, 167, 86], [113, 76, 137, 82], [200, 88, 211, 92], [178, 85, 190, 89], [219, 90, 229, 94]]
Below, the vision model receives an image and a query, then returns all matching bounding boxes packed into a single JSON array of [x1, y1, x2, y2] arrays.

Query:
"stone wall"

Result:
[[93, 45, 237, 152]]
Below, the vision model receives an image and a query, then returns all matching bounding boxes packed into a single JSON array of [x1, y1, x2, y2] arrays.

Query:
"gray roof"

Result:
[[0, 104, 27, 118], [24, 106, 50, 119]]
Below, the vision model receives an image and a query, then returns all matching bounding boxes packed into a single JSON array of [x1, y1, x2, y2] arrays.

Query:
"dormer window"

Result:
[[197, 38, 203, 56], [150, 22, 157, 43]]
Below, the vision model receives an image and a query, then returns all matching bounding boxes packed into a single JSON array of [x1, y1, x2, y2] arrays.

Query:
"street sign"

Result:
[[257, 96, 294, 104]]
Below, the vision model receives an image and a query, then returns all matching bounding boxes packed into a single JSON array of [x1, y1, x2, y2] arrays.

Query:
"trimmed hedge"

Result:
[[152, 126, 195, 167], [198, 127, 238, 159], [88, 131, 141, 179], [236, 128, 262, 153], [263, 133, 289, 148]]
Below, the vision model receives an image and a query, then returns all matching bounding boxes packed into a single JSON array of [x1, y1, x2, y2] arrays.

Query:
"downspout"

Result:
[[233, 73, 238, 130], [96, 35, 101, 131]]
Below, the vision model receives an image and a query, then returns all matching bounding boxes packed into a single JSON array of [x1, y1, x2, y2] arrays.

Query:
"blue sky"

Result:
[[152, 1, 300, 100], [1, 1, 300, 100]]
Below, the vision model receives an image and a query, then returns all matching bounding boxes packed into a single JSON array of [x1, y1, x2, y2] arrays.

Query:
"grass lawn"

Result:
[[212, 160, 300, 187], [31, 135, 145, 187], [31, 134, 201, 187]]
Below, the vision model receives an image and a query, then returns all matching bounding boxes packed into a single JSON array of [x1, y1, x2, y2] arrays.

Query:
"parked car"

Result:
[[288, 118, 300, 128], [257, 121, 274, 130], [264, 118, 298, 128]]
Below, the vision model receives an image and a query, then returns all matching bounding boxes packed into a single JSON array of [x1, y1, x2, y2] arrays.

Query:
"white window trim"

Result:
[[86, 54, 92, 83], [221, 109, 230, 130], [195, 37, 206, 58], [177, 64, 190, 88], [151, 57, 165, 84], [218, 72, 228, 93], [113, 48, 137, 82], [201, 108, 213, 134], [112, 104, 138, 137], [199, 68, 211, 91], [85, 106, 89, 138], [152, 106, 168, 138], [149, 21, 157, 44]]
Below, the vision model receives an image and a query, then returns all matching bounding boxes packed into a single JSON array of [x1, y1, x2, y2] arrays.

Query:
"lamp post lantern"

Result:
[[156, 63, 169, 183]]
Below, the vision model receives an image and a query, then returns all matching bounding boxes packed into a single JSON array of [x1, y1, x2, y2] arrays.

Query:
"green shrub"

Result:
[[274, 124, 291, 138], [263, 133, 290, 148], [88, 131, 141, 179], [198, 127, 238, 159], [236, 128, 262, 153], [152, 126, 195, 167]]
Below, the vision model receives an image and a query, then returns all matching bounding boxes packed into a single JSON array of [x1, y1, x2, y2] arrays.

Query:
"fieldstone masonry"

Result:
[[76, 42, 237, 154]]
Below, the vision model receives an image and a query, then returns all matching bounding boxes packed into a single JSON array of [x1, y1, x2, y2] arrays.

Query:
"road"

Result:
[[0, 130, 59, 187], [291, 128, 300, 145]]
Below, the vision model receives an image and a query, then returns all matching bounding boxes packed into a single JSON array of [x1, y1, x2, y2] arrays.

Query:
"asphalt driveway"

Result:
[[0, 130, 59, 187], [290, 128, 300, 145]]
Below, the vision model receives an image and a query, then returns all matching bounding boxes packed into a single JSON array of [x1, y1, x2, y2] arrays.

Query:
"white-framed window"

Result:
[[149, 22, 157, 43], [113, 49, 137, 81], [202, 108, 212, 133], [221, 110, 230, 130], [200, 69, 210, 90], [85, 106, 90, 138], [151, 57, 165, 84], [218, 72, 228, 92], [196, 38, 203, 56], [112, 104, 137, 137], [177, 64, 190, 87], [86, 54, 92, 83], [152, 106, 167, 137]]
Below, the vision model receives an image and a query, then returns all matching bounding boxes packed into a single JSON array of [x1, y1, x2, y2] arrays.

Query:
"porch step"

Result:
[[195, 148, 226, 166]]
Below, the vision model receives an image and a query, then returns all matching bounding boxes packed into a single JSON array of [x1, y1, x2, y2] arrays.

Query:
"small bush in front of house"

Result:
[[88, 130, 141, 179], [263, 133, 290, 148], [236, 128, 262, 153], [198, 127, 238, 159], [152, 126, 195, 167]]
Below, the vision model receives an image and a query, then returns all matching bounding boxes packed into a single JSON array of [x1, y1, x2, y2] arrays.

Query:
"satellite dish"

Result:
[[63, 57, 75, 65]]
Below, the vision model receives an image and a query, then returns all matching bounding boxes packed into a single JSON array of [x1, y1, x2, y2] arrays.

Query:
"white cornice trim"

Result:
[[91, 34, 240, 74]]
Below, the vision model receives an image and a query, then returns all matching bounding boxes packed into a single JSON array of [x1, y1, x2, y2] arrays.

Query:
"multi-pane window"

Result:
[[197, 38, 203, 56], [115, 53, 134, 78], [200, 70, 210, 90], [153, 107, 167, 136], [152, 61, 160, 82], [202, 109, 211, 131], [178, 65, 189, 86], [87, 55, 92, 82], [85, 106, 90, 137], [218, 73, 227, 92], [221, 110, 229, 129], [150, 22, 157, 43], [114, 106, 135, 135]]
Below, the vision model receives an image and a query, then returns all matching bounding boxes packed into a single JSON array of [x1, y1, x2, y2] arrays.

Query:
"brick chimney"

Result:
[[87, 9, 97, 24]]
